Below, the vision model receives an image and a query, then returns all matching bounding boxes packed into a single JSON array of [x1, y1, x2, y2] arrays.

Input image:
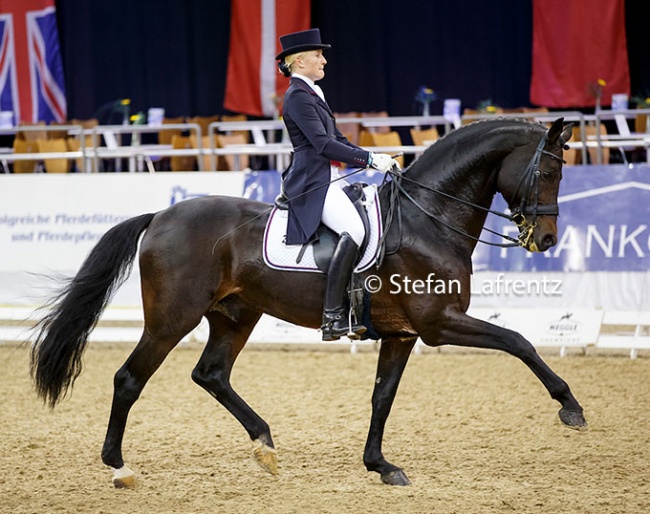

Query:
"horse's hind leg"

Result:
[[101, 326, 194, 488], [190, 304, 276, 474], [424, 310, 587, 429]]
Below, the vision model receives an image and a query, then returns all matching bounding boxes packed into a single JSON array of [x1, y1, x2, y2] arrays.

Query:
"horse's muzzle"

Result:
[[521, 218, 558, 253]]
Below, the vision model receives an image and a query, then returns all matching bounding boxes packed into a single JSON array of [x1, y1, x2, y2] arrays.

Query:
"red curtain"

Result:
[[224, 0, 310, 117], [530, 0, 630, 108]]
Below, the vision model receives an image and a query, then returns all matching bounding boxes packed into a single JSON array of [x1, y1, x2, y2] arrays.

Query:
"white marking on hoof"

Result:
[[252, 439, 278, 475], [112, 465, 136, 488]]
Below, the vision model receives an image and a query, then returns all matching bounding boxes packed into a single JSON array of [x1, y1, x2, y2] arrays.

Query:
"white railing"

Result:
[[2, 109, 649, 173]]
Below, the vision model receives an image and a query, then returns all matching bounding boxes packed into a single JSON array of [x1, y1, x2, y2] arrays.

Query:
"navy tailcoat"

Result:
[[282, 78, 370, 245]]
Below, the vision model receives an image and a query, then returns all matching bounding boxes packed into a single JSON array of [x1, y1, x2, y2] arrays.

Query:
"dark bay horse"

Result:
[[30, 117, 586, 488]]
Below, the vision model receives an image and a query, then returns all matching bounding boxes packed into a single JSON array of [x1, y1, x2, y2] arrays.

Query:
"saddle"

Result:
[[273, 182, 372, 273], [265, 182, 383, 341]]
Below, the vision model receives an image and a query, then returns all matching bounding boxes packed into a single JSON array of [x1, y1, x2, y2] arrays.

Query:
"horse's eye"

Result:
[[542, 170, 553, 179]]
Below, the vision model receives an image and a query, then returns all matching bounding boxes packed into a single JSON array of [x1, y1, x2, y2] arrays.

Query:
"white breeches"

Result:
[[321, 181, 365, 247]]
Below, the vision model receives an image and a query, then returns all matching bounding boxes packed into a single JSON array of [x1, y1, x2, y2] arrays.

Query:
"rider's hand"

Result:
[[370, 153, 398, 173]]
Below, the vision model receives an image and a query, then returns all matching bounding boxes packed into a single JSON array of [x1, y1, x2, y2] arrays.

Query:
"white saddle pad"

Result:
[[263, 185, 383, 273]]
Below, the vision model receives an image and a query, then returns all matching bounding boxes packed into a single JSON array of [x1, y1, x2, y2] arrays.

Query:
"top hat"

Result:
[[275, 28, 331, 61]]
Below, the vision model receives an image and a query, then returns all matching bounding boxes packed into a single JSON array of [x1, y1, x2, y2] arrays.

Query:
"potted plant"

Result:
[[630, 94, 650, 132]]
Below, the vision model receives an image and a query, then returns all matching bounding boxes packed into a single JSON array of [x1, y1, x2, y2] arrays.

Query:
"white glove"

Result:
[[370, 152, 398, 173]]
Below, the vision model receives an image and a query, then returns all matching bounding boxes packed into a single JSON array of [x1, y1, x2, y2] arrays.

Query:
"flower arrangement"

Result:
[[631, 95, 650, 109], [130, 112, 145, 125], [588, 79, 607, 111], [414, 86, 436, 116], [631, 93, 650, 133], [476, 99, 500, 113]]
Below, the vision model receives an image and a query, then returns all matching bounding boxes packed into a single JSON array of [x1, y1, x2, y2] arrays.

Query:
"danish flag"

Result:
[[0, 0, 67, 124], [224, 0, 310, 118]]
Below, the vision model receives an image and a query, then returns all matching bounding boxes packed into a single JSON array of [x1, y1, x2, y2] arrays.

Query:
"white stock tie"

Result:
[[313, 84, 326, 103]]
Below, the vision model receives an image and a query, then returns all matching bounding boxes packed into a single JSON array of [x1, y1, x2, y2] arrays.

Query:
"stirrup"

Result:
[[345, 308, 366, 340], [321, 311, 366, 342]]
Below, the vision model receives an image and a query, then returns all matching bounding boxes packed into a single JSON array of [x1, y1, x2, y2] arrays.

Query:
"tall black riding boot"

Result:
[[321, 232, 367, 342]]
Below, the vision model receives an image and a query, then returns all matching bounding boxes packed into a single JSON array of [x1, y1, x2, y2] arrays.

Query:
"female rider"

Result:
[[276, 28, 398, 341]]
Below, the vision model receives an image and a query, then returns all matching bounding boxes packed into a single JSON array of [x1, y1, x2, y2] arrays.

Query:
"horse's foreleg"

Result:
[[190, 307, 277, 474], [101, 329, 182, 488], [363, 336, 417, 486], [427, 310, 587, 430]]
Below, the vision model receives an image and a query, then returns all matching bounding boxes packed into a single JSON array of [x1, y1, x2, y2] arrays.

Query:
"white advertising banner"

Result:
[[0, 173, 245, 306], [467, 307, 604, 349]]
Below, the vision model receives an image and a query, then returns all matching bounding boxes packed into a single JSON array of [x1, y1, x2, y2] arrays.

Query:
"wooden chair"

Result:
[[69, 118, 99, 130], [410, 127, 439, 146], [48, 121, 70, 140], [169, 134, 196, 171], [522, 107, 550, 114], [462, 107, 504, 125], [37, 138, 71, 173], [461, 108, 478, 125], [12, 138, 40, 173], [585, 123, 610, 165], [367, 131, 405, 168], [358, 129, 374, 147], [522, 107, 551, 127], [220, 114, 249, 141], [66, 135, 93, 172], [156, 117, 185, 170], [187, 115, 220, 137], [635, 109, 648, 133], [410, 127, 439, 160], [16, 122, 47, 141], [215, 133, 249, 171], [158, 116, 185, 145], [360, 111, 390, 133], [567, 124, 609, 165], [333, 111, 360, 145], [189, 133, 218, 171]]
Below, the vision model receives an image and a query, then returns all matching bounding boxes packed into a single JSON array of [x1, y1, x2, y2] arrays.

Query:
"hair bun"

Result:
[[277, 60, 291, 78]]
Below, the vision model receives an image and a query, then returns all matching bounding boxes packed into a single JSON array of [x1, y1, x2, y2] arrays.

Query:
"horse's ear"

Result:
[[547, 117, 573, 146]]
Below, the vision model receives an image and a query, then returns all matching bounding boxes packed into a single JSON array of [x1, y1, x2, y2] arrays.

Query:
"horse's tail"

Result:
[[30, 212, 156, 408]]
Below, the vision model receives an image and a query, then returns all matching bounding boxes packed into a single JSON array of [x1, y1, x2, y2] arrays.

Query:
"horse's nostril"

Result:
[[543, 234, 557, 249]]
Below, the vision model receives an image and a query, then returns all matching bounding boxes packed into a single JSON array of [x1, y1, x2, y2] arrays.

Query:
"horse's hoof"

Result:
[[381, 469, 411, 486], [112, 465, 136, 488], [252, 439, 278, 475], [559, 408, 589, 431]]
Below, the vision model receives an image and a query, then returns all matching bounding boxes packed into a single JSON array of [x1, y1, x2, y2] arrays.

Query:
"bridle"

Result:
[[507, 133, 566, 250], [376, 130, 565, 265]]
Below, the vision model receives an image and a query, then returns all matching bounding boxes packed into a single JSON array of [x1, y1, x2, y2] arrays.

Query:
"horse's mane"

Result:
[[406, 117, 546, 178]]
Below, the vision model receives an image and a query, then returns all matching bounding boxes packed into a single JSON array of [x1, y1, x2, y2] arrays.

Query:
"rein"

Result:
[[377, 131, 565, 264]]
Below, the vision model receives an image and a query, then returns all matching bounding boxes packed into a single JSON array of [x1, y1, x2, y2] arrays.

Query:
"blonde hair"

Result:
[[283, 51, 308, 75]]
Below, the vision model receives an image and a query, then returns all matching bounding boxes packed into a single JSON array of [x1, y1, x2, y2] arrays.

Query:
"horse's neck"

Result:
[[400, 143, 504, 248]]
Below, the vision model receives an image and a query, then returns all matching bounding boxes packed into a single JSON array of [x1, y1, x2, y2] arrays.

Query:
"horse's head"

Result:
[[497, 118, 573, 252]]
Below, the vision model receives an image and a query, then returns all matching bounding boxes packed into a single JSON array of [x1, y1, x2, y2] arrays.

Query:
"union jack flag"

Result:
[[0, 0, 66, 124]]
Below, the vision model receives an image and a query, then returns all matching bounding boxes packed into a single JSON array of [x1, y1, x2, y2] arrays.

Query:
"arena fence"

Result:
[[1, 306, 648, 358]]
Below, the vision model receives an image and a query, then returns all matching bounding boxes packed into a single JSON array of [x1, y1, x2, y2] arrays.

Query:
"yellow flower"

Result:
[[597, 79, 606, 87]]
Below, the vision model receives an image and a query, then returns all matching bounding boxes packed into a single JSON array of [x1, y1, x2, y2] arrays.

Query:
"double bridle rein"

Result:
[[377, 131, 565, 265]]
